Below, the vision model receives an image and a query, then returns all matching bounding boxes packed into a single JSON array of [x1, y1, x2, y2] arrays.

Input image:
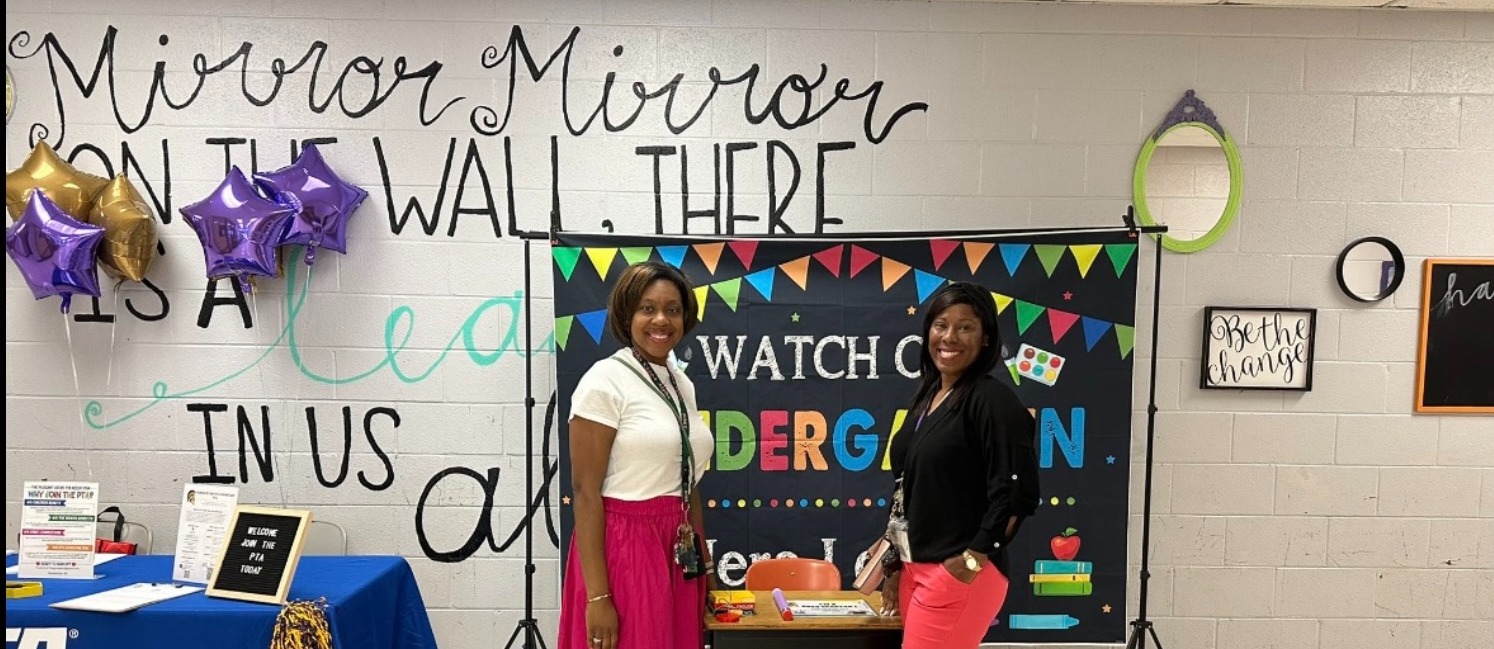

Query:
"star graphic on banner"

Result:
[[1102, 604, 1113, 613], [907, 306, 917, 315], [562, 496, 571, 505], [1063, 291, 1074, 301], [791, 313, 801, 323], [1106, 455, 1116, 465]]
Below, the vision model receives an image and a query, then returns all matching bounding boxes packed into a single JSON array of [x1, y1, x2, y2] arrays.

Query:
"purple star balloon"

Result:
[[179, 166, 296, 294], [5, 190, 106, 313], [254, 142, 367, 266]]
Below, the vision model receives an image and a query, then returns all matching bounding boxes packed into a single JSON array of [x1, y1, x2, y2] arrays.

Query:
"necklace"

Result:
[[929, 388, 952, 413]]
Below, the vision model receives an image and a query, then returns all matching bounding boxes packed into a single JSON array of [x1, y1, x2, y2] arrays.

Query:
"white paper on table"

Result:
[[50, 582, 203, 613], [785, 599, 878, 617], [171, 484, 240, 584]]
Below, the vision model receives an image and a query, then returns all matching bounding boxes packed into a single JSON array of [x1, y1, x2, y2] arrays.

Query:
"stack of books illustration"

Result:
[[1030, 560, 1092, 596]]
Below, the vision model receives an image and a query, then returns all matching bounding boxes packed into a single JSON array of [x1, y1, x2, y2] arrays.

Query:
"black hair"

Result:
[[908, 281, 1003, 419]]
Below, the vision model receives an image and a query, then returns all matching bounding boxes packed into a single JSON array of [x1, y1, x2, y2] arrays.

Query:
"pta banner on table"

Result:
[[554, 231, 1139, 644]]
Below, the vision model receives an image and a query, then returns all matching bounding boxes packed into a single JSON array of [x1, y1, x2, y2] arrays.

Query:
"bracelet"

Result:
[[587, 593, 611, 603]]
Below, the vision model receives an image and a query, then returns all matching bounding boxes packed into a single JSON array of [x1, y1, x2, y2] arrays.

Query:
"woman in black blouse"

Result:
[[882, 282, 1040, 648]]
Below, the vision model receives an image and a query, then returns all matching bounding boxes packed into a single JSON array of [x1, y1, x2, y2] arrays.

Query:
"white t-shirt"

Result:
[[570, 349, 714, 500]]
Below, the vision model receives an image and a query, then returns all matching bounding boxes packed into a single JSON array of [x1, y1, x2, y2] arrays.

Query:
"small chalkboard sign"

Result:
[[205, 506, 312, 604], [1416, 258, 1494, 414]]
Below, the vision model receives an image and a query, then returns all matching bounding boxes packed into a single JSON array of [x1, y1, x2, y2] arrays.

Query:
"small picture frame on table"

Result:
[[1200, 306, 1316, 391]]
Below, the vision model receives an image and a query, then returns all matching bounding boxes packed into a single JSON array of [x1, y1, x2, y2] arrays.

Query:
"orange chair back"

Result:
[[744, 558, 842, 591]]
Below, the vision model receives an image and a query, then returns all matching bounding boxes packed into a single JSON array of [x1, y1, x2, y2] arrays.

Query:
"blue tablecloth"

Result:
[[5, 554, 437, 649]]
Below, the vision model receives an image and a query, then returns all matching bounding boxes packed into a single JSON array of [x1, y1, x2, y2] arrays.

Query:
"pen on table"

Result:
[[771, 588, 793, 621]]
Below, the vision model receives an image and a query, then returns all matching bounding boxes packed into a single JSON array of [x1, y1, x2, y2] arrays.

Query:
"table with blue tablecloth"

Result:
[[5, 554, 437, 649]]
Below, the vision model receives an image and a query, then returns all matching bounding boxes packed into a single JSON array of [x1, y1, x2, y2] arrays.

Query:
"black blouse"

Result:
[[889, 374, 1040, 570]]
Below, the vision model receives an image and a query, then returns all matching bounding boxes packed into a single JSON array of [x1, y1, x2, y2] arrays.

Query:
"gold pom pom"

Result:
[[270, 597, 332, 649]]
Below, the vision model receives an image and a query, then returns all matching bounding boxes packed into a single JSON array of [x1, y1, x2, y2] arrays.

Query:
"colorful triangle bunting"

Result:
[[553, 247, 581, 281], [992, 292, 1013, 315], [780, 257, 811, 290], [1034, 245, 1066, 278], [999, 244, 1030, 276], [1048, 309, 1079, 343], [658, 245, 688, 269], [712, 279, 742, 311], [1070, 244, 1102, 279], [1115, 324, 1135, 359], [1081, 317, 1113, 352], [965, 242, 994, 274], [814, 245, 844, 278], [914, 270, 946, 303], [728, 240, 758, 270], [1015, 300, 1045, 335], [882, 258, 911, 291], [576, 309, 607, 344], [586, 247, 619, 280], [694, 242, 725, 274], [554, 316, 574, 351], [620, 246, 653, 266], [849, 245, 879, 278], [693, 286, 708, 321], [930, 240, 960, 271], [1106, 243, 1137, 278], [745, 268, 776, 300]]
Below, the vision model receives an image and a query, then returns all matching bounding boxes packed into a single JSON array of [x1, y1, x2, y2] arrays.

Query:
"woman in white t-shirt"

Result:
[[557, 261, 715, 649]]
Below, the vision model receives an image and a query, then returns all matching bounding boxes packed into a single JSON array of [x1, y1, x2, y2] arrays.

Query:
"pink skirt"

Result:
[[557, 495, 707, 649]]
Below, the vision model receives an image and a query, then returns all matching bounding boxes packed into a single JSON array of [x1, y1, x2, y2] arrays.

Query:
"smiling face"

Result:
[[927, 303, 987, 380], [630, 279, 685, 365]]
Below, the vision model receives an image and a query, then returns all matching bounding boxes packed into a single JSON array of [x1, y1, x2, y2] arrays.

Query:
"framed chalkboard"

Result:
[[205, 506, 312, 604], [1415, 258, 1494, 414]]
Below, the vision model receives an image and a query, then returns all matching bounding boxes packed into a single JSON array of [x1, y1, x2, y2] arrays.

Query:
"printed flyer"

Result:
[[19, 480, 100, 579], [172, 484, 241, 584]]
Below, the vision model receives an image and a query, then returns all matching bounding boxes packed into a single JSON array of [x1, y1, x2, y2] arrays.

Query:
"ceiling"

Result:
[[988, 0, 1494, 11]]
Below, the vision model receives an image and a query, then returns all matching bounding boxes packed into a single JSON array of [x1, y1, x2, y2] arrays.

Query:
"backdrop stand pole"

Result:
[[505, 229, 551, 649], [1126, 205, 1167, 649]]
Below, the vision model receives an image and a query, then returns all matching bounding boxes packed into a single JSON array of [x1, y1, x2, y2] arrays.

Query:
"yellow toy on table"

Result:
[[6, 581, 43, 599]]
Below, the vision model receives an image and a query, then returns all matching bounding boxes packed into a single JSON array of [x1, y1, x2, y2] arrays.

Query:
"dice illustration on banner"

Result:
[[1015, 343, 1065, 386]]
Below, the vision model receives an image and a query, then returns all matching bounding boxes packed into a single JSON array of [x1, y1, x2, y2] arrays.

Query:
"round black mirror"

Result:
[[1335, 237, 1404, 303]]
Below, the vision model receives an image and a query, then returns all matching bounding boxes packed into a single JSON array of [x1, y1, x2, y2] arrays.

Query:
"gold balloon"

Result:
[[88, 174, 158, 282], [6, 140, 108, 221]]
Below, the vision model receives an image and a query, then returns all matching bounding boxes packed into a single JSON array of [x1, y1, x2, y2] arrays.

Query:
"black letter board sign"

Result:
[[206, 506, 312, 604], [1416, 258, 1494, 414]]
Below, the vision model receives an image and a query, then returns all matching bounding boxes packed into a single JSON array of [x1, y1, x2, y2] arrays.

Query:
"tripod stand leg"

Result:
[[501, 619, 549, 649], [1124, 620, 1165, 649]]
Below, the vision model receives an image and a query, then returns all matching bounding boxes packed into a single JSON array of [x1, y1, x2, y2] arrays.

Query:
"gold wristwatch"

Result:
[[962, 550, 983, 572]]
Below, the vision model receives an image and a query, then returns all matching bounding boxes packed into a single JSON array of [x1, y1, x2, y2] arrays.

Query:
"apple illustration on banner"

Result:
[[1051, 527, 1081, 561]]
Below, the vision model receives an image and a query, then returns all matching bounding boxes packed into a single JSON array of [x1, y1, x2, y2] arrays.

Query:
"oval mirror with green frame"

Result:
[[1133, 90, 1242, 254]]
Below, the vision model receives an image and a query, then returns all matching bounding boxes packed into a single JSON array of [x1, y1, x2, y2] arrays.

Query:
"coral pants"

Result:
[[897, 561, 1010, 649]]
